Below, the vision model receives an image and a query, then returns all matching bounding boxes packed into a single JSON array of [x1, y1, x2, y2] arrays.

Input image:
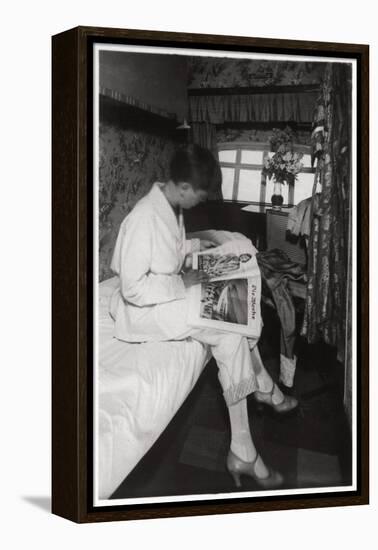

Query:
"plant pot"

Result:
[[271, 181, 284, 210]]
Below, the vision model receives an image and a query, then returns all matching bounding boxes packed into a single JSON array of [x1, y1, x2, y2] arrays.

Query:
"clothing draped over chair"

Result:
[[257, 249, 307, 362], [287, 196, 314, 240]]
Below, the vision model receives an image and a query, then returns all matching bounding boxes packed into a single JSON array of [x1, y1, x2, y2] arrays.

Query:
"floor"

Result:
[[111, 306, 352, 500]]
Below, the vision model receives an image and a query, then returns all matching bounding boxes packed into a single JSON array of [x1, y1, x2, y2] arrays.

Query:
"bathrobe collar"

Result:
[[110, 182, 185, 277]]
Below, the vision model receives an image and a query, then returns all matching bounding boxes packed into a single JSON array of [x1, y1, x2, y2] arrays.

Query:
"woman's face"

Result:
[[177, 182, 208, 209]]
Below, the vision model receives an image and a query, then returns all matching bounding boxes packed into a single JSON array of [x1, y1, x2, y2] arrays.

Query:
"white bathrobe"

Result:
[[110, 182, 200, 342], [110, 182, 276, 405]]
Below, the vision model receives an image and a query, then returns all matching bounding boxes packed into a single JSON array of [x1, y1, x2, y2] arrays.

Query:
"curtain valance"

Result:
[[189, 92, 318, 124]]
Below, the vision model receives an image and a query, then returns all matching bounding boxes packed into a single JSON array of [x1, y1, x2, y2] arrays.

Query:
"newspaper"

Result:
[[187, 240, 261, 337]]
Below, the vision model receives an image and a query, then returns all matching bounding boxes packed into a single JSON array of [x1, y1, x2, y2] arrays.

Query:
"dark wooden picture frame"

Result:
[[52, 26, 369, 523]]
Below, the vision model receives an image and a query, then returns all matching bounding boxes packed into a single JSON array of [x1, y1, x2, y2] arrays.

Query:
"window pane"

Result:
[[237, 169, 262, 202], [301, 153, 315, 168], [294, 173, 315, 204], [241, 150, 263, 165], [219, 149, 237, 163], [221, 167, 235, 200], [265, 178, 289, 205]]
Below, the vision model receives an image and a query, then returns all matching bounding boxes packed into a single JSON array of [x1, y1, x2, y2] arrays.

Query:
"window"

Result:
[[218, 142, 315, 206]]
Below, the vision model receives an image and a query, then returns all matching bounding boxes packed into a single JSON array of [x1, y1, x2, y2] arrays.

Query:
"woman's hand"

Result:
[[200, 239, 217, 251], [184, 254, 193, 269], [182, 269, 209, 288]]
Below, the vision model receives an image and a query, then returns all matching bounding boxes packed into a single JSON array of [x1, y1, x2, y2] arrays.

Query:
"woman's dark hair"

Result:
[[169, 144, 222, 193]]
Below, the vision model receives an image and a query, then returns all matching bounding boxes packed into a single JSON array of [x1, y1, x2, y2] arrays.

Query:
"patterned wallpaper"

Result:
[[188, 58, 325, 89], [98, 123, 176, 281]]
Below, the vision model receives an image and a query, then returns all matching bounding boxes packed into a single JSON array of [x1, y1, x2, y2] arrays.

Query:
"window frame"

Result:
[[217, 141, 315, 206]]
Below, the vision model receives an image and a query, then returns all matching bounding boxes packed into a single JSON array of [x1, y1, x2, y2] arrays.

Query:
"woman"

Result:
[[110, 144, 297, 489]]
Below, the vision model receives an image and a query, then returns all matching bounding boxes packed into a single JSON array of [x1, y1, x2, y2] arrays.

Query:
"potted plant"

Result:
[[262, 128, 304, 210]]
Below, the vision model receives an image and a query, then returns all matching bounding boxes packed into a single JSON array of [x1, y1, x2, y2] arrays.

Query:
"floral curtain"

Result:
[[301, 63, 352, 361]]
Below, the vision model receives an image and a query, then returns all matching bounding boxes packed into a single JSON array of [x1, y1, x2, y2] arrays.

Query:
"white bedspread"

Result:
[[97, 277, 210, 499]]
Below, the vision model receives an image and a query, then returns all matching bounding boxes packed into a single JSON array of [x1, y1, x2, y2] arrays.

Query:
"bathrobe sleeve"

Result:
[[117, 213, 186, 307], [185, 238, 201, 255]]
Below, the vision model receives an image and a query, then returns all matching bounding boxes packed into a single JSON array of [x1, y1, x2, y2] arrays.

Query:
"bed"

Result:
[[97, 230, 251, 499]]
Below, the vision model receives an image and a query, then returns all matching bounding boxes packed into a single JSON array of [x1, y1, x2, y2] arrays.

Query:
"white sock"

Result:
[[279, 355, 297, 388]]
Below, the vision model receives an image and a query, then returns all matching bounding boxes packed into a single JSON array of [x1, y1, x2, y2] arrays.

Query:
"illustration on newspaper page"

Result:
[[187, 239, 261, 337]]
